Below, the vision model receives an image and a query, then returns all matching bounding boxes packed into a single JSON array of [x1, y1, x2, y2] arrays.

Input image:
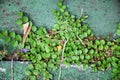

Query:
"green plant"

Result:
[[116, 23, 120, 36], [0, 0, 118, 80]]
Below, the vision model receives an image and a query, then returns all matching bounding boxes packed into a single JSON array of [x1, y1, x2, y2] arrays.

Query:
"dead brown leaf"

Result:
[[23, 22, 31, 43]]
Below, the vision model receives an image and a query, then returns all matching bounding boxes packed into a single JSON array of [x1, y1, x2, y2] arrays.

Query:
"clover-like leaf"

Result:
[[89, 49, 94, 54], [35, 64, 42, 70], [83, 64, 88, 69], [112, 68, 118, 74], [57, 2, 62, 7], [0, 33, 3, 38], [45, 46, 50, 53], [52, 54, 57, 59], [86, 29, 91, 35], [84, 48, 88, 53], [60, 8, 64, 13], [31, 48, 36, 54], [28, 64, 34, 70], [18, 43, 24, 49], [10, 32, 16, 38], [16, 19, 23, 25], [94, 67, 97, 72], [62, 5, 66, 10], [95, 40, 100, 45], [30, 75, 36, 80], [85, 54, 90, 60], [29, 21, 33, 26], [25, 70, 31, 76], [16, 35, 22, 41], [11, 40, 18, 47], [23, 16, 28, 23], [5, 37, 10, 43], [18, 12, 23, 17], [91, 64, 96, 68], [98, 45, 103, 50], [2, 30, 8, 36], [100, 40, 105, 45], [48, 62, 54, 68], [104, 45, 109, 50], [97, 61, 101, 66], [32, 26, 37, 32], [33, 70, 39, 75], [116, 29, 120, 36], [80, 54, 84, 60], [36, 54, 42, 60]]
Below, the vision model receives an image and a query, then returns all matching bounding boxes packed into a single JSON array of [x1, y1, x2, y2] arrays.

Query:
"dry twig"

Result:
[[58, 38, 69, 80], [77, 35, 86, 47], [11, 56, 14, 80]]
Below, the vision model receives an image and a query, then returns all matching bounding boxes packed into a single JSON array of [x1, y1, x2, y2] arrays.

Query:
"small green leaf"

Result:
[[86, 29, 91, 35], [98, 45, 103, 50], [83, 64, 88, 69], [60, 8, 64, 13], [36, 54, 42, 60], [85, 54, 90, 60], [33, 70, 39, 75], [97, 61, 101, 65], [84, 48, 88, 53], [91, 64, 96, 67], [29, 21, 33, 26], [94, 67, 97, 72], [52, 54, 57, 59], [2, 30, 8, 36], [111, 56, 118, 61], [37, 29, 43, 35], [64, 11, 69, 16], [11, 41, 18, 47], [18, 12, 23, 17], [83, 33, 87, 38], [116, 29, 120, 36], [93, 44, 97, 49], [32, 26, 37, 32], [89, 49, 94, 54], [112, 62, 118, 68], [118, 23, 120, 29], [104, 45, 109, 50], [100, 40, 105, 45], [80, 54, 84, 60], [45, 46, 50, 53], [95, 40, 100, 45], [18, 43, 24, 49], [48, 62, 54, 68], [112, 68, 118, 74], [16, 35, 22, 41], [28, 64, 34, 70], [35, 64, 42, 70], [106, 57, 112, 63], [30, 75, 36, 80], [10, 32, 16, 38], [62, 5, 66, 10], [72, 56, 76, 60], [5, 37, 10, 43], [23, 16, 28, 23], [106, 63, 111, 68], [0, 33, 3, 38], [16, 19, 22, 25], [25, 70, 31, 76], [57, 2, 62, 7], [31, 48, 36, 53], [78, 50, 82, 54]]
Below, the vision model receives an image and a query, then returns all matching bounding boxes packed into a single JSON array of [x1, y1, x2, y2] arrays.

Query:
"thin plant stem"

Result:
[[58, 38, 69, 80], [11, 56, 14, 80], [77, 35, 86, 47]]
